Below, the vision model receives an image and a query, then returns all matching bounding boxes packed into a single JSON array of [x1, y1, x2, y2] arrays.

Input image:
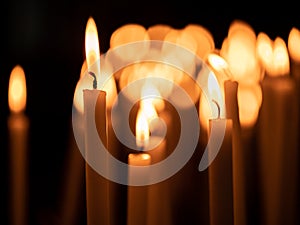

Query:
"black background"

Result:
[[1, 1, 300, 225]]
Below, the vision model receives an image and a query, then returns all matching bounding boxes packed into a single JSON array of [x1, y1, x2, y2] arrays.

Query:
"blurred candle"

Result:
[[257, 33, 299, 225], [127, 106, 151, 225], [8, 65, 29, 225], [83, 16, 110, 225]]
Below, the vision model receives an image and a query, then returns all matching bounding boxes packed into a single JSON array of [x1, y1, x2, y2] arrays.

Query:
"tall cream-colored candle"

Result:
[[84, 16, 110, 225]]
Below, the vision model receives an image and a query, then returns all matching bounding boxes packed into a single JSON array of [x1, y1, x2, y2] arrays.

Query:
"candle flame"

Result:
[[207, 53, 230, 74], [199, 72, 224, 129], [288, 27, 300, 62], [257, 33, 289, 77], [85, 17, 100, 79], [136, 105, 150, 149], [8, 65, 27, 113], [238, 84, 262, 127]]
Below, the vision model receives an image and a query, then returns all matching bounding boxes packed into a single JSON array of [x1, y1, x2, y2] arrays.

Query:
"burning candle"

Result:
[[204, 72, 233, 225], [83, 16, 110, 225], [8, 65, 29, 225], [257, 33, 299, 225], [127, 106, 151, 225]]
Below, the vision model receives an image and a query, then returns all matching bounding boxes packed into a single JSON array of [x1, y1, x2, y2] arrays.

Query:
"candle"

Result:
[[127, 105, 151, 225], [8, 65, 29, 225], [257, 33, 299, 225], [200, 70, 233, 225], [219, 23, 264, 224], [208, 116, 233, 225], [83, 16, 110, 225]]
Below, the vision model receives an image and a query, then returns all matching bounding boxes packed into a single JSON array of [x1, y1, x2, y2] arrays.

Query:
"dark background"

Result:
[[1, 1, 300, 225]]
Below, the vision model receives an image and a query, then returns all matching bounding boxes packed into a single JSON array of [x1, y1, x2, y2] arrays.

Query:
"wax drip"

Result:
[[88, 71, 97, 89]]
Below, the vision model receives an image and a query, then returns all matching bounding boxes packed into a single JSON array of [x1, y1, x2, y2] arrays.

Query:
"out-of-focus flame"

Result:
[[288, 27, 300, 62], [257, 33, 289, 77], [220, 21, 263, 84], [207, 53, 232, 81], [183, 24, 215, 59], [237, 84, 262, 128], [8, 65, 27, 113]]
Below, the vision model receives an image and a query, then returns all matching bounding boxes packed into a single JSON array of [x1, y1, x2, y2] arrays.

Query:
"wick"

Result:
[[88, 71, 97, 89], [212, 99, 220, 119]]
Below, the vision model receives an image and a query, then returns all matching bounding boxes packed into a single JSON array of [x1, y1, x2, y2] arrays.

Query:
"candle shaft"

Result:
[[84, 89, 110, 225], [127, 153, 151, 225], [208, 118, 234, 225], [8, 113, 29, 225], [224, 80, 247, 225], [258, 76, 299, 225]]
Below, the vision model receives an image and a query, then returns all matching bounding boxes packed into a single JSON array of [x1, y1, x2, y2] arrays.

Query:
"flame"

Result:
[[8, 65, 27, 113], [136, 105, 150, 148], [220, 24, 263, 84], [85, 16, 101, 79], [257, 34, 289, 77], [288, 27, 300, 62], [207, 53, 233, 81], [199, 72, 224, 129], [237, 84, 262, 127], [207, 53, 229, 71], [84, 17, 117, 108]]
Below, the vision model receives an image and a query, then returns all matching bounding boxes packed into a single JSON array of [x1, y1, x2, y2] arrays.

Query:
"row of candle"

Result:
[[7, 16, 300, 225]]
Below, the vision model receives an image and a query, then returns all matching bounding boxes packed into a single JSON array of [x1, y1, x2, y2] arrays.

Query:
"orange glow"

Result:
[[288, 27, 300, 62], [109, 24, 150, 62], [141, 82, 165, 112], [237, 84, 262, 128], [220, 22, 263, 84], [256, 32, 273, 69], [163, 28, 198, 55], [8, 65, 27, 113], [85, 17, 100, 79], [257, 35, 290, 77], [74, 60, 89, 113], [183, 24, 215, 59], [147, 24, 172, 40], [128, 153, 151, 166], [136, 104, 150, 148], [207, 53, 233, 81], [118, 62, 176, 105]]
